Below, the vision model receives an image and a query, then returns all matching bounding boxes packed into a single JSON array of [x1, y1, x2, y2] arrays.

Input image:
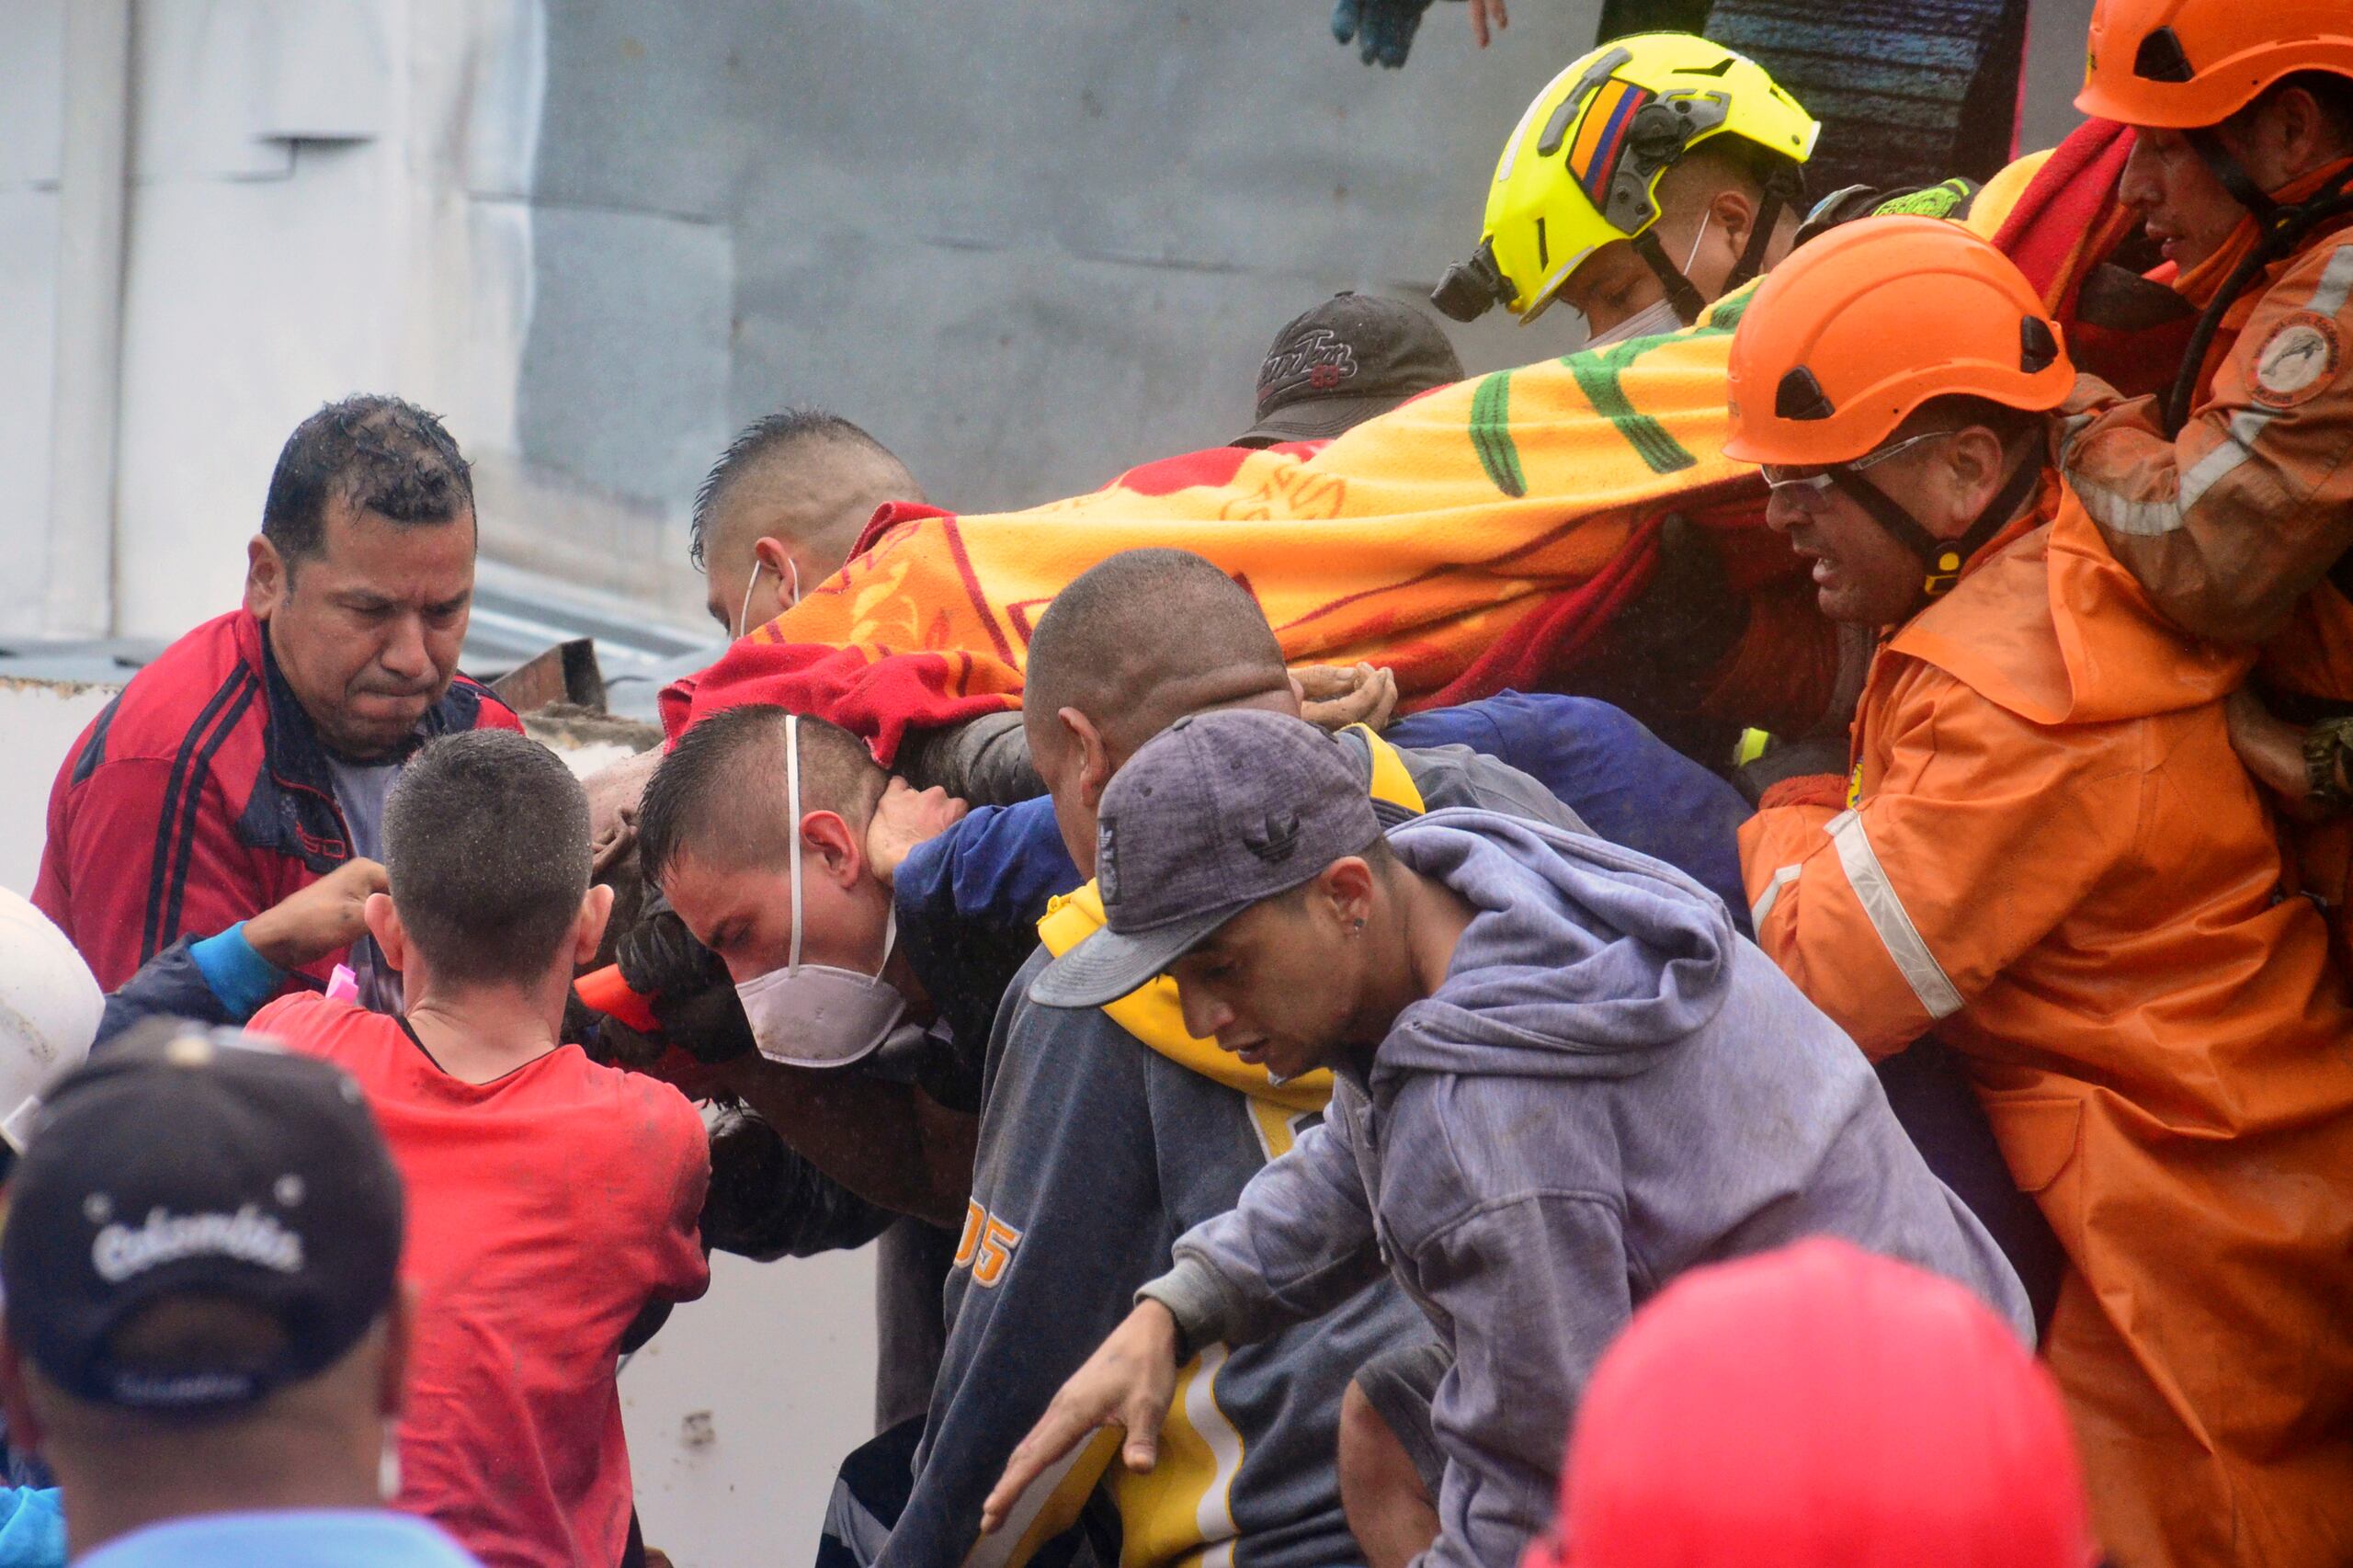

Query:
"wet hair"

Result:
[[688, 410, 916, 569], [1024, 550, 1290, 758], [260, 396, 473, 569], [637, 706, 887, 886], [382, 731, 589, 988]]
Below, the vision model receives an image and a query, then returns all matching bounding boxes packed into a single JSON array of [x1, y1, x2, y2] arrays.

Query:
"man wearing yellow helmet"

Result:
[[1432, 33, 1819, 344]]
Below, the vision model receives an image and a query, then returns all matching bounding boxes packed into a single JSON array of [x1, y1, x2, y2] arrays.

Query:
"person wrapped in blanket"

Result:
[[621, 546, 1758, 1568]]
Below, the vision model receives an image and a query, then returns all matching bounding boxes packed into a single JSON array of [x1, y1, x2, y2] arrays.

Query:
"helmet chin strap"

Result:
[[1630, 218, 1714, 327], [1722, 164, 1804, 295], [1832, 443, 2045, 607], [1633, 166, 1800, 325], [2160, 138, 2353, 436]]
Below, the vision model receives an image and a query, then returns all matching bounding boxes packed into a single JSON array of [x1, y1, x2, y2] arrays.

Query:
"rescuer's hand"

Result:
[[981, 1301, 1183, 1533], [651, 982, 759, 1065], [244, 858, 389, 971], [1331, 0, 1435, 68], [1468, 0, 1506, 48], [864, 778, 971, 885], [1295, 663, 1401, 733], [2226, 687, 2335, 823], [611, 904, 759, 1062]]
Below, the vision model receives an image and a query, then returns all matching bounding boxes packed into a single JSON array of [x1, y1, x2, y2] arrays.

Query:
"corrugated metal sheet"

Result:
[[1708, 0, 2030, 192]]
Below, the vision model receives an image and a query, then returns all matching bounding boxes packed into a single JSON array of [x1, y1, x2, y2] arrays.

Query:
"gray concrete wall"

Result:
[[512, 0, 2099, 565], [515, 0, 1611, 535], [0, 1, 2101, 635]]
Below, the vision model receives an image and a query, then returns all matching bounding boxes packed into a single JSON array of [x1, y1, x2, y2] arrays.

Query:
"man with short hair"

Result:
[[1430, 33, 1817, 345], [246, 731, 710, 1568], [691, 410, 926, 637], [32, 395, 519, 998], [1018, 551, 1593, 873], [1730, 216, 2353, 1565], [861, 550, 1758, 1568], [1231, 293, 1464, 449], [0, 1022, 481, 1566], [983, 709, 2026, 1568], [635, 709, 980, 1231]]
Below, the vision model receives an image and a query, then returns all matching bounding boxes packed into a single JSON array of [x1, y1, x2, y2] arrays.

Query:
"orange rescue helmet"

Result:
[[2075, 0, 2353, 129], [1722, 216, 2073, 470]]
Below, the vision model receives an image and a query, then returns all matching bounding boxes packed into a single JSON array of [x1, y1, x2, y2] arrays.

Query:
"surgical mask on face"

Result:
[[732, 713, 909, 1068], [733, 557, 802, 639], [1584, 214, 1711, 348]]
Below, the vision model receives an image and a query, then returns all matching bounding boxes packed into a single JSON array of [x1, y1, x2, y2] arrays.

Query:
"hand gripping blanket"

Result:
[[667, 293, 1768, 758], [665, 141, 2114, 760]]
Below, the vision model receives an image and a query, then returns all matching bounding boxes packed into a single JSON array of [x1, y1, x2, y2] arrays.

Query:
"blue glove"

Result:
[[1331, 0, 1437, 68], [0, 1488, 65, 1568]]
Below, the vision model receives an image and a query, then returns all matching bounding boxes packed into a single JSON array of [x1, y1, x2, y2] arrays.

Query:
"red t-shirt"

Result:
[[251, 994, 710, 1568]]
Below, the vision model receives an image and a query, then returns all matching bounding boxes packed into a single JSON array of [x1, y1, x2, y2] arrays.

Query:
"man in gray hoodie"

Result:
[[984, 709, 2030, 1568]]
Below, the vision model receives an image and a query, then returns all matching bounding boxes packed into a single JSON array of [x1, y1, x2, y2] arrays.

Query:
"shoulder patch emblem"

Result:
[[2250, 312, 2343, 409]]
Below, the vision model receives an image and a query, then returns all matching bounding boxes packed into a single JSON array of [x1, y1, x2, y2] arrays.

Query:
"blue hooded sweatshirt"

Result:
[[1142, 809, 2029, 1568]]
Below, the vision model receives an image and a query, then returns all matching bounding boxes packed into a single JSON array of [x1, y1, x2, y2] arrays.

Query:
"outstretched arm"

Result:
[[981, 1301, 1183, 1535], [100, 859, 389, 1044]]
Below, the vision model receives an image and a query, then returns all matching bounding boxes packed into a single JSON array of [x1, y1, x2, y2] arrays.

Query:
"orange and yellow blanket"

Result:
[[664, 123, 2133, 759]]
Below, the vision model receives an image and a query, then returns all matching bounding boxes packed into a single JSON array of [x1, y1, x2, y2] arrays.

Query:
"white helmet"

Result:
[[0, 889, 101, 1151]]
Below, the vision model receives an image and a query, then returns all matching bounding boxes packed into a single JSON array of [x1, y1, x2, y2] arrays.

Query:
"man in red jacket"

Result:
[[34, 394, 519, 1000]]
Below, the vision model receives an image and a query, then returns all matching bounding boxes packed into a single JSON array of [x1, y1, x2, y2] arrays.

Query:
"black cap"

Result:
[[1029, 710, 1381, 1009], [1233, 292, 1466, 448], [1, 1024, 404, 1414]]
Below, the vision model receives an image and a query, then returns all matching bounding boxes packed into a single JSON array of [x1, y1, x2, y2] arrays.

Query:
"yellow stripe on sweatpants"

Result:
[[965, 1427, 1121, 1568], [1109, 1345, 1244, 1568]]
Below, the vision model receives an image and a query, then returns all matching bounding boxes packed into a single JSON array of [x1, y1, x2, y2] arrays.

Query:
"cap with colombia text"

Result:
[[1233, 292, 1466, 448], [0, 1023, 404, 1414], [1029, 709, 1381, 1009]]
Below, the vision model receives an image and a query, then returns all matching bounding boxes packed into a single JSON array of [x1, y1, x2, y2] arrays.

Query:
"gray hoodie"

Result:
[[1142, 808, 2029, 1568]]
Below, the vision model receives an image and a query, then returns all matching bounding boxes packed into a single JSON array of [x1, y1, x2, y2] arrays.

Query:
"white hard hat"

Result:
[[0, 889, 101, 1151]]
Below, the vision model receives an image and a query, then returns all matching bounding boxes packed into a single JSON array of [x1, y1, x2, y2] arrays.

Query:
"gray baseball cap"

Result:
[[1029, 709, 1381, 1010]]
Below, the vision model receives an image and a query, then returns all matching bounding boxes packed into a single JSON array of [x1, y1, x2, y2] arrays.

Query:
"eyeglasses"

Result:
[[1760, 430, 1955, 510]]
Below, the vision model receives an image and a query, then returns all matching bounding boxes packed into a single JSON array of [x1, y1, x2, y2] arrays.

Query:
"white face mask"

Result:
[[732, 714, 908, 1068], [1584, 214, 1711, 348], [733, 557, 801, 640]]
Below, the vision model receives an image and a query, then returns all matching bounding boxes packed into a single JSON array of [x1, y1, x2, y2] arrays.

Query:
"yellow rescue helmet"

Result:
[[1434, 33, 1820, 326]]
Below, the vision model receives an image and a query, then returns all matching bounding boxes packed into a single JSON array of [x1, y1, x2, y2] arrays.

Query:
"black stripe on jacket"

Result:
[[140, 671, 260, 963]]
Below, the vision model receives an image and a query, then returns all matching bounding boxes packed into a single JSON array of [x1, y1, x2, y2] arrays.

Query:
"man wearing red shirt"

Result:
[[250, 730, 710, 1568], [35, 395, 519, 999]]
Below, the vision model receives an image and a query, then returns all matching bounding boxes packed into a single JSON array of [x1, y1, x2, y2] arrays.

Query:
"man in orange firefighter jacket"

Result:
[[2059, 0, 2353, 954], [1730, 216, 2353, 1568]]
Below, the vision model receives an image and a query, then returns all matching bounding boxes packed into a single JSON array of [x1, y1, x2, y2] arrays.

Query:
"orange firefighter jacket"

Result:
[[1741, 479, 2353, 1568], [2060, 202, 2353, 645], [2063, 216, 2353, 942]]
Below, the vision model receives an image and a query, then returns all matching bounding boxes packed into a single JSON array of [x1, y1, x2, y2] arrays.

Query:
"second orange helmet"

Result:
[[1722, 217, 2075, 471]]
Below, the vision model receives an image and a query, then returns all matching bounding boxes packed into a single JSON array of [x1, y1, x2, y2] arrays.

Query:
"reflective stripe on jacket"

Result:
[[1741, 483, 2353, 1568]]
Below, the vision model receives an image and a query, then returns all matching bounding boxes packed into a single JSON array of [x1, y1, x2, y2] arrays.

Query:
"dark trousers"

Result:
[[1876, 1036, 2067, 1335]]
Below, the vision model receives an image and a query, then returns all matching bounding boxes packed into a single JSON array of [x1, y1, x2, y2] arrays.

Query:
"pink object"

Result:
[[324, 964, 359, 1005]]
